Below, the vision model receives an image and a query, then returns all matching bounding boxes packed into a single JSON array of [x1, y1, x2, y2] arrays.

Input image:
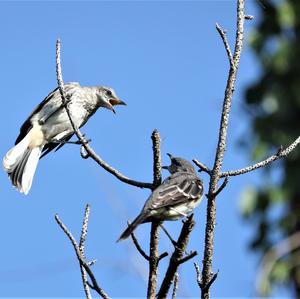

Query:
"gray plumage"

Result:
[[118, 154, 204, 241], [3, 82, 126, 194]]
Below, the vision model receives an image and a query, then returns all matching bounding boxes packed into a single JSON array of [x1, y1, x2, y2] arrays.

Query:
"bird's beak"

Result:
[[109, 98, 127, 106], [166, 153, 173, 160], [162, 165, 169, 170]]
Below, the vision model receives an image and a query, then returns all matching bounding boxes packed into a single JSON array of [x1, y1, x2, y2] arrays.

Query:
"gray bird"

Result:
[[118, 153, 203, 241], [3, 82, 126, 194]]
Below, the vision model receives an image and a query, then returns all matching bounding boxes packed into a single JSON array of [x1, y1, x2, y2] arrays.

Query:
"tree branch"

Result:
[[146, 129, 163, 298], [130, 229, 150, 261], [147, 220, 161, 299], [201, 1, 246, 298], [192, 159, 212, 175], [171, 272, 179, 299], [220, 137, 300, 177], [215, 23, 234, 67], [55, 39, 153, 190], [55, 209, 110, 299], [157, 215, 196, 298]]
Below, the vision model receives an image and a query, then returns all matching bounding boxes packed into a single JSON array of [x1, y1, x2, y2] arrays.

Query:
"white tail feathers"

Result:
[[3, 134, 30, 173], [3, 135, 43, 195]]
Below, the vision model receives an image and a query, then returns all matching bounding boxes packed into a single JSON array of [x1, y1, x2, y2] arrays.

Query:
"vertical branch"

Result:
[[201, 1, 245, 298], [79, 204, 91, 299], [147, 129, 162, 299], [151, 129, 162, 188]]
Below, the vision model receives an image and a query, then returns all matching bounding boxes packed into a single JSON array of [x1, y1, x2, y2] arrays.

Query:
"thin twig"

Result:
[[201, 1, 246, 298], [159, 251, 169, 261], [55, 213, 110, 299], [213, 176, 229, 197], [55, 39, 153, 190], [220, 137, 300, 177], [194, 262, 203, 289], [130, 230, 150, 261], [157, 215, 195, 298], [215, 23, 234, 67], [171, 272, 179, 299], [160, 224, 178, 247], [192, 159, 212, 175], [178, 250, 198, 264]]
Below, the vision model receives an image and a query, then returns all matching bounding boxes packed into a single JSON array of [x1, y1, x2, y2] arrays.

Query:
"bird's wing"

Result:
[[148, 174, 203, 210], [15, 82, 80, 145]]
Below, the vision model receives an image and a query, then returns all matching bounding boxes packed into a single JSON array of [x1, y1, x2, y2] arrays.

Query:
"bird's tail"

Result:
[[3, 134, 43, 195], [117, 213, 146, 242]]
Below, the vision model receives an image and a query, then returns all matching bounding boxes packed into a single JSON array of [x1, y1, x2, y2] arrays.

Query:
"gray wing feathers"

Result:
[[15, 82, 80, 145], [149, 174, 203, 210]]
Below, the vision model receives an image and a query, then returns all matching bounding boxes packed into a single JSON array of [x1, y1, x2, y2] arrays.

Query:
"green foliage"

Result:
[[243, 0, 300, 296]]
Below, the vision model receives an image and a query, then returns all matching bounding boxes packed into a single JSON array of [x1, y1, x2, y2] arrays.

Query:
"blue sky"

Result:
[[0, 0, 288, 298]]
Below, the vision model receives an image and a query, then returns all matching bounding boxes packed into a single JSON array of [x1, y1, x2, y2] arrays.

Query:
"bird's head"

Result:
[[162, 153, 195, 174], [97, 86, 126, 113]]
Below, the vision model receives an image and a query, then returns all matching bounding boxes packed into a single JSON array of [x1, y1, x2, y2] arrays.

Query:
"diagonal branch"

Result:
[[55, 39, 153, 190], [216, 23, 234, 67], [220, 137, 300, 177], [157, 215, 196, 298], [55, 210, 110, 299]]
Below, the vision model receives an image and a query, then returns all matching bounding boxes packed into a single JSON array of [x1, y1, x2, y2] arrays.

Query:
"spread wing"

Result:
[[147, 174, 203, 211]]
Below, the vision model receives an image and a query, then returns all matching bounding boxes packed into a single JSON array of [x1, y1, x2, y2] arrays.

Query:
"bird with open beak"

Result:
[[118, 153, 204, 241], [3, 82, 126, 194]]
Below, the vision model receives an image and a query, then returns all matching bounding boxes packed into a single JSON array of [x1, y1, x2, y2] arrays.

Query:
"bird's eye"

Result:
[[106, 90, 112, 97]]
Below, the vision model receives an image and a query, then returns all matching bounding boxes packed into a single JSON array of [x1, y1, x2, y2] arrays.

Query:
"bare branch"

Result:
[[245, 15, 254, 20], [171, 272, 179, 299], [215, 23, 234, 67], [194, 262, 203, 289], [130, 229, 150, 261], [160, 224, 178, 247], [203, 271, 219, 293], [220, 137, 300, 177], [178, 250, 198, 265], [55, 212, 110, 299], [157, 215, 195, 298], [79, 204, 90, 255], [147, 129, 163, 298], [152, 129, 162, 188], [79, 204, 91, 299], [192, 159, 211, 175], [147, 220, 161, 299], [201, 1, 245, 298], [55, 39, 153, 190], [159, 251, 169, 261], [213, 176, 229, 197]]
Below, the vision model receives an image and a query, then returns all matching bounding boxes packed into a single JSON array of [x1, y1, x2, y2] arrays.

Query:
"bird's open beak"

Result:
[[107, 98, 126, 114], [109, 98, 127, 106]]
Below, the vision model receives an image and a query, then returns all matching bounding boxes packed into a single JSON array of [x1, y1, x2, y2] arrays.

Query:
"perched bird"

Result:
[[118, 153, 203, 241], [3, 82, 126, 195]]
